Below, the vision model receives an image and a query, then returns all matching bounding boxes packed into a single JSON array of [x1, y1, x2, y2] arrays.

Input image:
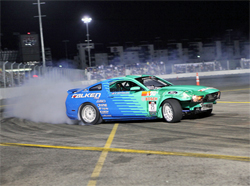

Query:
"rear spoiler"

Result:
[[67, 88, 81, 94]]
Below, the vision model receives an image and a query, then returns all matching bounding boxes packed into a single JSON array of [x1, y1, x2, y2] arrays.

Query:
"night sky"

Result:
[[1, 0, 249, 60]]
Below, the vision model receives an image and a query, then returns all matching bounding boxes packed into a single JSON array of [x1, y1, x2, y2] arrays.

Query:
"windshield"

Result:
[[136, 76, 172, 90]]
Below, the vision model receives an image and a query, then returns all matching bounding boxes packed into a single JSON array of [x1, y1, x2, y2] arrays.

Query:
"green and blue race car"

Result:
[[65, 75, 221, 124]]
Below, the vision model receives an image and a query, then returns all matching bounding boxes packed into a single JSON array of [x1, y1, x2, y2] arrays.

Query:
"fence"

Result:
[[0, 51, 18, 62], [172, 61, 222, 74], [86, 62, 166, 80], [0, 62, 85, 88], [172, 59, 250, 74], [1, 59, 249, 88], [240, 58, 250, 69]]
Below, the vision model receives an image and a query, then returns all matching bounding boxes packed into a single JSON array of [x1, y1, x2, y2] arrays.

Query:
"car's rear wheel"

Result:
[[162, 99, 182, 123], [80, 103, 101, 125]]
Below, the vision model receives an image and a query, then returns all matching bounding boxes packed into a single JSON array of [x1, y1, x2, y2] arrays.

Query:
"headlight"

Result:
[[192, 95, 204, 102], [217, 91, 221, 99]]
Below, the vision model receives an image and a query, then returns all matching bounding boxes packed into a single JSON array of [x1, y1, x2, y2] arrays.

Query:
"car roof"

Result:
[[86, 75, 155, 89], [100, 75, 153, 83]]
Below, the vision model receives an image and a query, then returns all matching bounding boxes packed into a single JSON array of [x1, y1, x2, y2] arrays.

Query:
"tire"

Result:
[[162, 99, 183, 123], [79, 103, 101, 125]]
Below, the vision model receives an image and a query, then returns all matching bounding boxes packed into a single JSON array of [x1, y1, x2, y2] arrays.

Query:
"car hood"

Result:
[[159, 85, 219, 95]]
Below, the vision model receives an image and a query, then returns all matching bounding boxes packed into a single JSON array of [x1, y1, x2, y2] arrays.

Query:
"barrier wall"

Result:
[[0, 69, 249, 100]]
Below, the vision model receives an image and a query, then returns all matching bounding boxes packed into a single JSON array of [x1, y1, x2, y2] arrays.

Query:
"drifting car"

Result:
[[65, 75, 221, 124]]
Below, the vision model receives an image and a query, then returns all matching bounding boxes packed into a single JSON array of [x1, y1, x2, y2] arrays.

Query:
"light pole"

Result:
[[62, 40, 69, 59], [226, 29, 233, 45], [33, 0, 46, 67], [81, 16, 92, 67]]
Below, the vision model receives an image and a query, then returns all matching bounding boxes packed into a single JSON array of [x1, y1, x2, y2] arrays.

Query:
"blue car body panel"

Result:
[[65, 77, 156, 121]]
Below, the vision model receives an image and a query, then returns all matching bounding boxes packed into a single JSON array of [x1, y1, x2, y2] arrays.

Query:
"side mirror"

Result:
[[130, 86, 140, 91]]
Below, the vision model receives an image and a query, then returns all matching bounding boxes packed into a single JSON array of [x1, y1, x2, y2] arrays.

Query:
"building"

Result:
[[20, 33, 40, 63], [95, 53, 108, 66], [77, 43, 95, 69], [75, 38, 249, 69]]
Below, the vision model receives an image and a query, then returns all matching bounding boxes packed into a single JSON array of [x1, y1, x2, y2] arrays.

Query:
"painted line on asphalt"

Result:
[[87, 123, 119, 186], [0, 104, 14, 108], [217, 101, 250, 103], [221, 88, 250, 92], [1, 142, 249, 162]]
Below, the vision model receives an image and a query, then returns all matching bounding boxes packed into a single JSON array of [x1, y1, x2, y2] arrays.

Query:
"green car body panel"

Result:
[[106, 75, 220, 119], [66, 74, 221, 123]]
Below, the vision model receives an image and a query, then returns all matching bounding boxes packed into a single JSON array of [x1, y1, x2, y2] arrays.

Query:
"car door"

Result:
[[106, 80, 148, 117]]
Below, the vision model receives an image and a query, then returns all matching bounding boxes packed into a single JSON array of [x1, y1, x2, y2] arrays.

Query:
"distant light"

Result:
[[197, 55, 200, 58], [59, 65, 62, 67], [27, 32, 31, 35], [33, 75, 38, 78], [81, 16, 92, 23]]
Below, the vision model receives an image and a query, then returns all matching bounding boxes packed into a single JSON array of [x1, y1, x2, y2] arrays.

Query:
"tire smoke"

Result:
[[4, 74, 89, 124]]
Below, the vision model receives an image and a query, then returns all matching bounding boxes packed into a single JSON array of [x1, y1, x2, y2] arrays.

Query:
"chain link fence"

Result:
[[0, 62, 85, 88], [172, 59, 250, 74], [86, 62, 166, 80]]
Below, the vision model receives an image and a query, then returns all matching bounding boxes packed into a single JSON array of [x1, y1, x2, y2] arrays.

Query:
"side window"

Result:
[[109, 81, 145, 92], [124, 81, 145, 91], [89, 84, 102, 91], [109, 81, 125, 92]]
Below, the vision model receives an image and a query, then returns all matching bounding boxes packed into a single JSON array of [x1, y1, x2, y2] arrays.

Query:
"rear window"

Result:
[[89, 84, 102, 91]]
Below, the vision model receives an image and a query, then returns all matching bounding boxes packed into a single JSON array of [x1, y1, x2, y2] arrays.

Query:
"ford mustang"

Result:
[[65, 75, 221, 124]]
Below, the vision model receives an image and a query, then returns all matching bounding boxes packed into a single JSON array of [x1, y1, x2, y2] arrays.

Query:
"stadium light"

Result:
[[82, 16, 92, 23], [81, 16, 92, 67]]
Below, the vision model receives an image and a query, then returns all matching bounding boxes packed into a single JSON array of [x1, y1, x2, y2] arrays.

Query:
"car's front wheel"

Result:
[[162, 99, 182, 123], [80, 103, 101, 125]]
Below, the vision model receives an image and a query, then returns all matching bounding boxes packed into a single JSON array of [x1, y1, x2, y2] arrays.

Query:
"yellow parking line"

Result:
[[108, 148, 250, 162], [0, 143, 104, 150], [0, 104, 14, 108], [221, 88, 250, 92], [87, 123, 119, 186], [1, 141, 249, 162], [218, 101, 250, 103]]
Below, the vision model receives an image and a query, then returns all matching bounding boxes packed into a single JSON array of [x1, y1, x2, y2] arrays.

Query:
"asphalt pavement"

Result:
[[0, 74, 249, 186]]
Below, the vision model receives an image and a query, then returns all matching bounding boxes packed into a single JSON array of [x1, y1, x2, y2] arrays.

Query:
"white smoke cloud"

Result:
[[4, 74, 90, 124]]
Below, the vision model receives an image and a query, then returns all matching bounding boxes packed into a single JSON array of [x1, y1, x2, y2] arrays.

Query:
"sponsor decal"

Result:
[[99, 107, 109, 110], [72, 93, 101, 99], [198, 87, 215, 92], [168, 91, 178, 94], [96, 100, 106, 103], [146, 97, 158, 101], [150, 112, 157, 116], [111, 92, 130, 94], [149, 101, 157, 112], [141, 91, 157, 96], [141, 97, 158, 101], [182, 92, 191, 99], [102, 115, 112, 117], [100, 111, 109, 114], [98, 104, 107, 107]]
